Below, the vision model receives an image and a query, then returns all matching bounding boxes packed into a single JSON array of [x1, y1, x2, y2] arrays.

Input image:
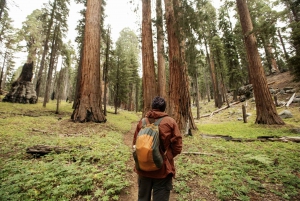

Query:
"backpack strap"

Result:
[[153, 117, 164, 126], [141, 118, 147, 128]]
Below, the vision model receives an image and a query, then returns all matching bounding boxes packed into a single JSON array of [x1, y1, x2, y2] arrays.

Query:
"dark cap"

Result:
[[151, 96, 166, 112]]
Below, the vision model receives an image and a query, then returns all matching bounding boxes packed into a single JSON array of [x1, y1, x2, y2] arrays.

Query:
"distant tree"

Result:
[[71, 0, 106, 123], [43, 24, 62, 107], [18, 9, 44, 66], [219, 1, 245, 97], [109, 28, 139, 113], [0, 12, 17, 93], [0, 0, 6, 22], [210, 35, 229, 107], [247, 0, 280, 74], [35, 0, 58, 100], [236, 0, 285, 125], [103, 27, 112, 116], [281, 0, 300, 80]]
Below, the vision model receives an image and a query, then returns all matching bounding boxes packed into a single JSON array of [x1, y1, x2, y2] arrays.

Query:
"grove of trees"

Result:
[[0, 0, 299, 129]]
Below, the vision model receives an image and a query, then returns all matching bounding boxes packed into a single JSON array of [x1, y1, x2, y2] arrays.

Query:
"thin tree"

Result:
[[0, 0, 6, 22], [103, 27, 111, 116], [35, 0, 57, 100], [142, 0, 157, 114], [43, 24, 60, 107], [71, 0, 106, 123], [236, 0, 284, 125]]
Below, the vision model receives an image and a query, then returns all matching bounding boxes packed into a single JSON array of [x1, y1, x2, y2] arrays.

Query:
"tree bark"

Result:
[[156, 0, 167, 99], [164, 0, 196, 130], [142, 0, 157, 115], [236, 0, 284, 125], [71, 0, 106, 123]]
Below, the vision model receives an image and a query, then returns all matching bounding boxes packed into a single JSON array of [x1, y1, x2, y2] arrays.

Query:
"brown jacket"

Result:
[[132, 109, 182, 178]]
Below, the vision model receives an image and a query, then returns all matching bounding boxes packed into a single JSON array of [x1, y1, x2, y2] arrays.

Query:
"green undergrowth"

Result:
[[174, 104, 300, 201], [0, 101, 138, 201], [175, 134, 299, 201], [0, 99, 299, 201]]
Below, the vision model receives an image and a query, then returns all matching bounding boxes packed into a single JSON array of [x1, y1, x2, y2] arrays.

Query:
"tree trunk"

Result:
[[103, 28, 110, 116], [36, 0, 57, 100], [0, 51, 7, 93], [43, 25, 59, 107], [2, 62, 37, 103], [236, 0, 284, 125], [142, 0, 157, 115], [195, 71, 200, 119], [209, 48, 220, 108], [71, 0, 106, 123], [164, 0, 196, 130], [277, 29, 289, 61], [72, 47, 83, 109], [114, 58, 120, 114], [156, 0, 166, 99], [56, 68, 65, 114], [204, 38, 219, 107]]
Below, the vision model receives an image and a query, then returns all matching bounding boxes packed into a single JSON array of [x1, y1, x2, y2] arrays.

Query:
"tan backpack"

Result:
[[133, 117, 164, 171]]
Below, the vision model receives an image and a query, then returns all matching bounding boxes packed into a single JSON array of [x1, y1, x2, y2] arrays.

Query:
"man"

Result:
[[132, 96, 182, 201]]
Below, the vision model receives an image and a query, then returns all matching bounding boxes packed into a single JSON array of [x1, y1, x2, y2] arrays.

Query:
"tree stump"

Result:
[[2, 62, 37, 104]]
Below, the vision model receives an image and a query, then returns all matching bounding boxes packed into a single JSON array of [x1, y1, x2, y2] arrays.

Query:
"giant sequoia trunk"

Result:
[[236, 0, 284, 125], [164, 0, 196, 130], [156, 0, 167, 99], [71, 0, 106, 123], [2, 62, 37, 104], [142, 0, 157, 115]]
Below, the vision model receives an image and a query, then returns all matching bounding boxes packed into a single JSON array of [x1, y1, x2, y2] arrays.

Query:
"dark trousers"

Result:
[[137, 174, 173, 201]]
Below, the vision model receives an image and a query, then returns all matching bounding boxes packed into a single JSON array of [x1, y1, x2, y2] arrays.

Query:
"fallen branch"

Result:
[[285, 93, 295, 107], [182, 152, 217, 156], [201, 101, 240, 118], [32, 128, 48, 134], [267, 81, 275, 85]]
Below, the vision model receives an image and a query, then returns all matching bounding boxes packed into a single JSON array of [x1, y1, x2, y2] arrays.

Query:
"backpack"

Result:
[[133, 117, 165, 171]]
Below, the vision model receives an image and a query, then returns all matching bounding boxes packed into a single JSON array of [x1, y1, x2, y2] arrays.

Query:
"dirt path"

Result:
[[119, 122, 139, 201], [119, 122, 177, 201]]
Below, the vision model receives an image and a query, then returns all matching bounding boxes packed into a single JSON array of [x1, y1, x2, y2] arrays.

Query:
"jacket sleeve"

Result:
[[170, 121, 182, 157]]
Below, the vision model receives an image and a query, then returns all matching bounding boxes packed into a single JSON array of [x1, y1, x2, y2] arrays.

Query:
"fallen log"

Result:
[[200, 134, 300, 143], [26, 145, 69, 156], [26, 144, 92, 156]]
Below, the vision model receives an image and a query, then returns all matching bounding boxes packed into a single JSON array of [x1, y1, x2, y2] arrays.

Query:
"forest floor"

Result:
[[119, 71, 300, 201], [0, 71, 299, 201]]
